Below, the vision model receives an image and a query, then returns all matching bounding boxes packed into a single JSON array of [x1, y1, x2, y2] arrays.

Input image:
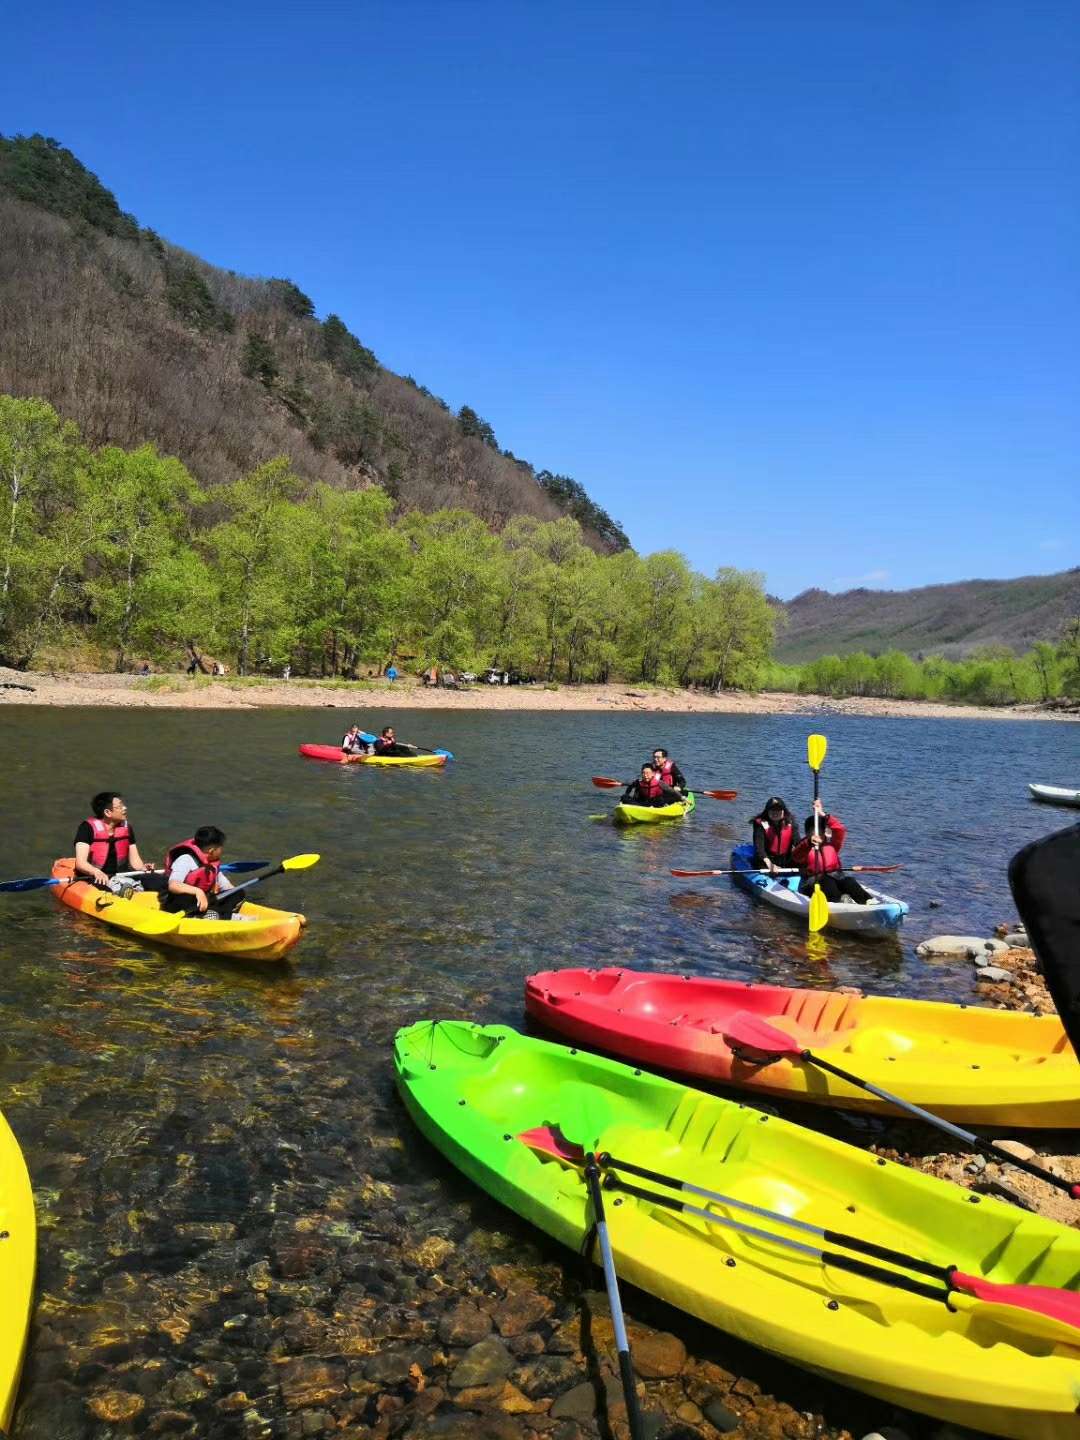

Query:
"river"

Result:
[[1, 706, 1076, 1437]]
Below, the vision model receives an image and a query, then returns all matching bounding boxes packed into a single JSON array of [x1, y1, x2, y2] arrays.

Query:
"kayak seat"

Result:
[[776, 990, 862, 1038]]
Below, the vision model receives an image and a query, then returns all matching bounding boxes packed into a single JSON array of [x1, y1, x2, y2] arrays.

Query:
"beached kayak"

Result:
[[613, 791, 695, 825], [526, 967, 1080, 1126], [730, 844, 906, 935], [298, 743, 447, 767], [0, 1108, 34, 1436], [1029, 784, 1080, 808], [397, 1020, 1080, 1439], [50, 859, 305, 962]]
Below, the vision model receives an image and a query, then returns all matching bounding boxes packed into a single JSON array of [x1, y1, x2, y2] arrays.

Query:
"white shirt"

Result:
[[168, 855, 232, 889]]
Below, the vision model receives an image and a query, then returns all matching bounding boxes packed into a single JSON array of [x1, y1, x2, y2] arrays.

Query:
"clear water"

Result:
[[1, 706, 1076, 1435]]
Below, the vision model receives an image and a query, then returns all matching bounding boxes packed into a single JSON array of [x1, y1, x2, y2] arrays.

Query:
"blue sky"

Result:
[[2, 1, 1077, 598]]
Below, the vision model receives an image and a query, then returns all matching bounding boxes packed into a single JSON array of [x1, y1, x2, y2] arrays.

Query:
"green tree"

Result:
[[242, 333, 279, 387]]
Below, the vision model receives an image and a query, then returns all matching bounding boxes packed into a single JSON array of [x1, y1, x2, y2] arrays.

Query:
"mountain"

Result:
[[774, 569, 1080, 662], [0, 133, 627, 550]]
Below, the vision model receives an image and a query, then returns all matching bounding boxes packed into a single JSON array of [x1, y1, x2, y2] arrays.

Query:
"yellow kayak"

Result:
[[613, 791, 695, 825], [0, 1108, 34, 1435], [397, 1020, 1080, 1440], [51, 860, 306, 962], [526, 968, 1080, 1127], [299, 744, 447, 767]]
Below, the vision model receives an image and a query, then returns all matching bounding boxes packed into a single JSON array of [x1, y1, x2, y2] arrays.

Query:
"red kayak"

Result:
[[524, 967, 1080, 1125], [298, 744, 446, 768]]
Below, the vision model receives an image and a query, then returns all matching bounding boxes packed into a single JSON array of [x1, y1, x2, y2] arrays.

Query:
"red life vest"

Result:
[[638, 772, 664, 802], [164, 839, 220, 893], [85, 817, 131, 869], [759, 819, 795, 858], [802, 841, 843, 875]]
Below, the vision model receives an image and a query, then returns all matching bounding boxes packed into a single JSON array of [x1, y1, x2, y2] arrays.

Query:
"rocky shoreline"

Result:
[[1, 667, 1076, 721]]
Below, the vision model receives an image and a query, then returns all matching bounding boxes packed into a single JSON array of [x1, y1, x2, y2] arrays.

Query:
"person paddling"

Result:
[[623, 763, 682, 808], [373, 725, 418, 758], [74, 792, 155, 890], [651, 748, 687, 796], [791, 800, 872, 904], [161, 826, 243, 918], [751, 796, 799, 874]]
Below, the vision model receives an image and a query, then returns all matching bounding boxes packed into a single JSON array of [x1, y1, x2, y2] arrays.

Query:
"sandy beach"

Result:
[[1, 667, 1075, 720]]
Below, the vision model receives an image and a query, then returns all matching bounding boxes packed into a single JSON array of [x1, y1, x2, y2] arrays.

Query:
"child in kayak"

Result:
[[651, 748, 688, 796], [161, 827, 243, 918], [623, 764, 683, 808], [791, 800, 872, 904], [751, 796, 799, 874], [341, 724, 373, 756]]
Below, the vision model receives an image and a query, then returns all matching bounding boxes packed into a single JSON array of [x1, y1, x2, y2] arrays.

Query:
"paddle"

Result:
[[519, 1127, 1080, 1344], [591, 777, 738, 801], [0, 860, 271, 894], [670, 864, 904, 878], [215, 853, 320, 904], [359, 731, 454, 760], [582, 1153, 647, 1440], [806, 734, 829, 933], [722, 1012, 1080, 1200]]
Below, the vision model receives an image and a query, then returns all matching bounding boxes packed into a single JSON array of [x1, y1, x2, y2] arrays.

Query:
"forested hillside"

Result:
[[0, 133, 627, 548], [775, 570, 1080, 662]]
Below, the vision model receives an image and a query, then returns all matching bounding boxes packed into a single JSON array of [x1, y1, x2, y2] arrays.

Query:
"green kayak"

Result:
[[395, 1019, 1080, 1440], [613, 790, 695, 825]]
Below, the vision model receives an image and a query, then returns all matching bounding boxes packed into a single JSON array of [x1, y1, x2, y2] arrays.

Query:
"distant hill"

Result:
[[0, 133, 627, 549], [774, 569, 1080, 662]]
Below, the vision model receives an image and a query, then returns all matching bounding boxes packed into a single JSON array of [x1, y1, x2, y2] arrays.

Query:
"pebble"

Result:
[[993, 1139, 1037, 1162], [916, 935, 1008, 959], [704, 1397, 742, 1432], [1001, 932, 1028, 947], [449, 1337, 515, 1389], [976, 966, 1012, 983]]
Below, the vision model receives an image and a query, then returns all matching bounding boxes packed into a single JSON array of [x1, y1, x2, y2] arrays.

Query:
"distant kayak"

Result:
[[613, 791, 695, 825], [730, 844, 907, 936], [525, 966, 1080, 1126], [0, 1108, 34, 1436], [298, 743, 448, 767], [51, 859, 305, 962], [1029, 784, 1080, 808]]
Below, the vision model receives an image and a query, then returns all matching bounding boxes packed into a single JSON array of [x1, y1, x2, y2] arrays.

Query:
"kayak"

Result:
[[50, 859, 305, 962], [0, 1108, 34, 1436], [1029, 784, 1080, 809], [525, 967, 1080, 1126], [730, 844, 907, 936], [298, 743, 447, 767], [396, 1019, 1080, 1440], [613, 791, 695, 825]]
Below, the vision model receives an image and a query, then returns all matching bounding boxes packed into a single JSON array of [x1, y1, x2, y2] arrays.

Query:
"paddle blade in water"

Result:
[[807, 733, 827, 771], [0, 874, 65, 893], [591, 777, 624, 789], [701, 789, 738, 801], [809, 885, 829, 932], [282, 853, 320, 871]]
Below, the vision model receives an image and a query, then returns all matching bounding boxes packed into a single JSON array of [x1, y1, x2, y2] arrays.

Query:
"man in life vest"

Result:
[[751, 796, 799, 874], [74, 792, 155, 889], [651, 748, 688, 796], [373, 725, 419, 758], [791, 800, 872, 904], [622, 763, 683, 808], [161, 826, 243, 918]]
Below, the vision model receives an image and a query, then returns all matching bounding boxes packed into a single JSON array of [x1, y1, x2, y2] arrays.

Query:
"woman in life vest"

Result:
[[622, 763, 682, 808], [161, 826, 243, 918], [751, 796, 798, 874], [74, 792, 154, 888], [791, 799, 873, 904], [651, 748, 688, 796], [341, 724, 372, 756]]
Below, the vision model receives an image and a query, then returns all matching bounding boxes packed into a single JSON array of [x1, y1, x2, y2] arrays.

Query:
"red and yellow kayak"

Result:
[[298, 743, 447, 767], [51, 859, 305, 962], [525, 967, 1079, 1127]]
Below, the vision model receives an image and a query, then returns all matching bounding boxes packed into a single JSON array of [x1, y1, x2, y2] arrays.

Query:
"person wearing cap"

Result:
[[751, 796, 799, 874]]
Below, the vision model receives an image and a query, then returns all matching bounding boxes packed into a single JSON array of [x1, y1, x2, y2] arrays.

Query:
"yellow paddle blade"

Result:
[[281, 853, 320, 871], [809, 884, 829, 933], [807, 733, 827, 772]]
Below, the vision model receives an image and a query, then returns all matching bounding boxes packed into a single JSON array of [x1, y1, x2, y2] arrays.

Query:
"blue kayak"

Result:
[[730, 844, 907, 937]]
